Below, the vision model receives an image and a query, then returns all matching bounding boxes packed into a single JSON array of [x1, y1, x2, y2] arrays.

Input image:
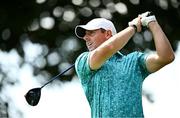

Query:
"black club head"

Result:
[[24, 88, 41, 106]]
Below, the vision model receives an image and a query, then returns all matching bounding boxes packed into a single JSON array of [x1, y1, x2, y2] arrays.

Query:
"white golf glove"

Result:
[[128, 21, 137, 32], [140, 11, 156, 27]]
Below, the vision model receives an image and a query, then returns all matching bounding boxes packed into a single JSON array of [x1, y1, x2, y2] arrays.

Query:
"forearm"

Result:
[[149, 21, 175, 63], [90, 26, 135, 69], [101, 26, 135, 55]]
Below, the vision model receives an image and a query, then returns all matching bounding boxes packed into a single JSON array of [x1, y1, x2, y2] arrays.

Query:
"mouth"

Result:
[[87, 43, 94, 51], [86, 42, 93, 48]]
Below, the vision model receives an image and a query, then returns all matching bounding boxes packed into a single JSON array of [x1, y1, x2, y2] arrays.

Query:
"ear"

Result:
[[106, 30, 112, 39]]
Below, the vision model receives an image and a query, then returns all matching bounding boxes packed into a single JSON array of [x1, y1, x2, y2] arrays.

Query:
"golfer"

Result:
[[74, 12, 175, 117]]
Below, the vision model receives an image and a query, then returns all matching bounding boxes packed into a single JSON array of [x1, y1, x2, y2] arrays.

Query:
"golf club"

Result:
[[24, 64, 75, 106]]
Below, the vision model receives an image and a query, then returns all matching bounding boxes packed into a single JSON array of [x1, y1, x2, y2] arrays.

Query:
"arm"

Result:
[[146, 21, 175, 73], [89, 18, 141, 70], [89, 27, 134, 70]]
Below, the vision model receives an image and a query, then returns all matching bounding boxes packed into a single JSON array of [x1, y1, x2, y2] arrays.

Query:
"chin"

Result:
[[89, 49, 93, 51], [88, 48, 93, 51], [87, 46, 96, 51]]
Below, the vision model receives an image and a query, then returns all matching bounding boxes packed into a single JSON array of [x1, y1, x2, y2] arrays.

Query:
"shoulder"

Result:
[[75, 51, 94, 75], [124, 51, 149, 68], [75, 52, 89, 68], [76, 52, 89, 61]]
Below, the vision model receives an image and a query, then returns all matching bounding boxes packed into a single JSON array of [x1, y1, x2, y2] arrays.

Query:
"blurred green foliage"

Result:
[[0, 0, 180, 79]]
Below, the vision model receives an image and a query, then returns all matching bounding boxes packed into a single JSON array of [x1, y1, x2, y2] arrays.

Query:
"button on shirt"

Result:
[[75, 51, 150, 118]]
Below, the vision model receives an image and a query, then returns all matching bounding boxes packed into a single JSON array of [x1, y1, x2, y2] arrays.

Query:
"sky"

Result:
[[0, 41, 180, 118]]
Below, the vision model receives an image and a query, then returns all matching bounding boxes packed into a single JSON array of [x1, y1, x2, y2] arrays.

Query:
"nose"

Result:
[[83, 34, 90, 41]]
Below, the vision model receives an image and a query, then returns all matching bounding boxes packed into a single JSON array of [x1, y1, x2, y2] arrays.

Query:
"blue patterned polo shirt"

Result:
[[75, 51, 150, 118]]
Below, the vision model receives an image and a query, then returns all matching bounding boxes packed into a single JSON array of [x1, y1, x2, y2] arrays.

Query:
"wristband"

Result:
[[128, 21, 137, 32], [130, 25, 137, 32]]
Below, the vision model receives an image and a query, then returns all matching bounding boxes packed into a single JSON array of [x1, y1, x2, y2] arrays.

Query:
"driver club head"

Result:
[[24, 88, 41, 106], [24, 64, 75, 106]]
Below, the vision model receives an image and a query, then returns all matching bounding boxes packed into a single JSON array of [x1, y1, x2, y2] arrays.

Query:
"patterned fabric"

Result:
[[75, 51, 150, 118]]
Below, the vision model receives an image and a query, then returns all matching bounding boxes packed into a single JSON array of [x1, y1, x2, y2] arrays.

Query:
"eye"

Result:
[[86, 30, 96, 36]]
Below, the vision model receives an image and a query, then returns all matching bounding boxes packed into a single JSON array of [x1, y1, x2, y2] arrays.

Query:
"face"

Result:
[[83, 29, 110, 51]]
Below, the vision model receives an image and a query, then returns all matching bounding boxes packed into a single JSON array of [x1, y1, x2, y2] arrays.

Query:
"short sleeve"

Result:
[[75, 52, 94, 85], [137, 52, 151, 79]]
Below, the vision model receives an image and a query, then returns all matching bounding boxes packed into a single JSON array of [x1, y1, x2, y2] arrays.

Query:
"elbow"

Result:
[[168, 53, 175, 63], [163, 53, 175, 64], [158, 52, 175, 66]]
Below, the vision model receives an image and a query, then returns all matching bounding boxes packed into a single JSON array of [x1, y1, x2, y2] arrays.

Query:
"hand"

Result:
[[128, 16, 142, 32], [139, 11, 156, 27]]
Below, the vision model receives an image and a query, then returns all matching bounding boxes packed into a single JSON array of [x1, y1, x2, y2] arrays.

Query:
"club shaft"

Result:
[[41, 64, 75, 88]]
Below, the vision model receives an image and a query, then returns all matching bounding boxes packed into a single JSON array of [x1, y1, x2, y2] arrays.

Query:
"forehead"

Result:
[[86, 29, 100, 32], [85, 29, 105, 33]]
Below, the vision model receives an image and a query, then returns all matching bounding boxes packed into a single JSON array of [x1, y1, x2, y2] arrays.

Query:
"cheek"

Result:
[[93, 39, 104, 49], [97, 36, 106, 44]]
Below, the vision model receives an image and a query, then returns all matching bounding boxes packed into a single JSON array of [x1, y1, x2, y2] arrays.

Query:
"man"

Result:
[[74, 12, 175, 117]]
